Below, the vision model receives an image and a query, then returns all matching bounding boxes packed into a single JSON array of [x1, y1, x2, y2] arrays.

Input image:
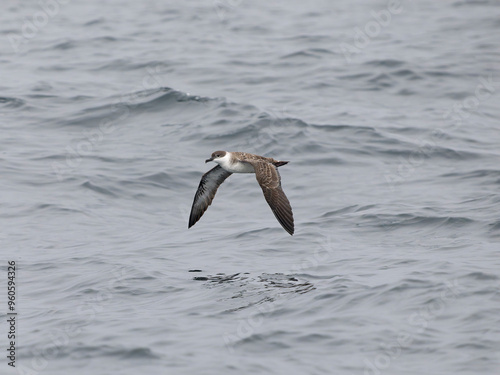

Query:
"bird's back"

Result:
[[231, 152, 287, 167]]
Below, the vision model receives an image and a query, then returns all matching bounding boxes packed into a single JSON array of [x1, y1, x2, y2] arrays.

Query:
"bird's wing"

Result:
[[250, 161, 294, 235], [189, 165, 232, 228]]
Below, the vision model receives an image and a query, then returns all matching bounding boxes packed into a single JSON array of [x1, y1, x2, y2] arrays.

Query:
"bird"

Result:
[[188, 151, 294, 235]]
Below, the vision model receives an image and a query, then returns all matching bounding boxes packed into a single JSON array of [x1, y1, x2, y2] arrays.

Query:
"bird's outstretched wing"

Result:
[[250, 161, 294, 235], [189, 165, 232, 228]]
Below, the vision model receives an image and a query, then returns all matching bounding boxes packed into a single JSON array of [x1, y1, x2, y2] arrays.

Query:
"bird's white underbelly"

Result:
[[222, 161, 255, 173]]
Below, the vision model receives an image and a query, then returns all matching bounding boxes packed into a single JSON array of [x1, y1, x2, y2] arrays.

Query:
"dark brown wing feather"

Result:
[[251, 161, 294, 235], [189, 165, 232, 228]]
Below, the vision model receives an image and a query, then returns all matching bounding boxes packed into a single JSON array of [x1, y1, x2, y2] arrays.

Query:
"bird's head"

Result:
[[205, 150, 227, 163]]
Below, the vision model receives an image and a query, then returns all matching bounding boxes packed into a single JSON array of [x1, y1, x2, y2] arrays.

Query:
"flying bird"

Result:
[[188, 151, 294, 235]]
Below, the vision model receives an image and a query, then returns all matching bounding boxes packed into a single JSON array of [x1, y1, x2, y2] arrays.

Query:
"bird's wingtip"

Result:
[[275, 161, 289, 167]]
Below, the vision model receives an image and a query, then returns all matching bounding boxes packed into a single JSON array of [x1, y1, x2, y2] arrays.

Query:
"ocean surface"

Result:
[[1, 0, 500, 374]]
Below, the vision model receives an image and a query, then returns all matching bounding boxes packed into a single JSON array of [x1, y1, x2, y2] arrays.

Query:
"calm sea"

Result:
[[1, 0, 499, 374]]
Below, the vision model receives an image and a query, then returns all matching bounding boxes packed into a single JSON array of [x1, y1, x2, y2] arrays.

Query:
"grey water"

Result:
[[1, 0, 500, 374]]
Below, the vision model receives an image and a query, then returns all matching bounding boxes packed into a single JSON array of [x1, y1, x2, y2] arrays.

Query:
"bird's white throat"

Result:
[[215, 152, 254, 173]]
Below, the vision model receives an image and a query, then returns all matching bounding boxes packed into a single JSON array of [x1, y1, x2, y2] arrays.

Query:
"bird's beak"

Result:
[[205, 157, 213, 163]]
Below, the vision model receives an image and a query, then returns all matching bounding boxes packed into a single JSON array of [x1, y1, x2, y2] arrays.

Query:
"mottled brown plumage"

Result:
[[251, 161, 294, 235], [189, 151, 294, 235]]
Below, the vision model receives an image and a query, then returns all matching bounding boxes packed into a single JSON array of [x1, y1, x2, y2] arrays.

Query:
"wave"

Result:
[[0, 96, 25, 109], [56, 87, 222, 128], [322, 206, 476, 230], [81, 180, 118, 197]]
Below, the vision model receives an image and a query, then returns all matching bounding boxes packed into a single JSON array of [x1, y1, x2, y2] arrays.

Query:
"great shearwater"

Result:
[[188, 151, 294, 235]]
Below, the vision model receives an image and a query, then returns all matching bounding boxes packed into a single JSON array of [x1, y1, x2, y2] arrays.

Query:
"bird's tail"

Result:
[[274, 161, 289, 167]]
